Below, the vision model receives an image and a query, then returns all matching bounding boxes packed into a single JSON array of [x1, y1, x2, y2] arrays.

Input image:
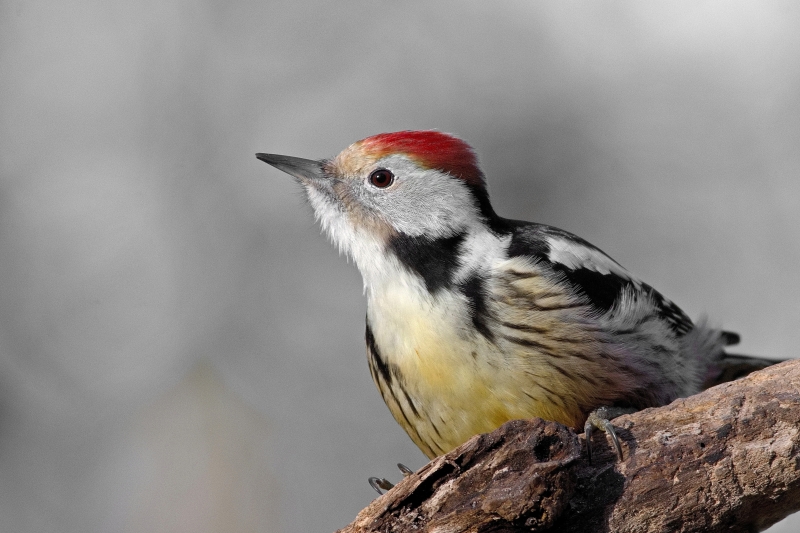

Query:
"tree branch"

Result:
[[337, 359, 800, 533]]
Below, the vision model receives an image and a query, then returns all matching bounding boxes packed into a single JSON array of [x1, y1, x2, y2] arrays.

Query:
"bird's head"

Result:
[[257, 131, 499, 280]]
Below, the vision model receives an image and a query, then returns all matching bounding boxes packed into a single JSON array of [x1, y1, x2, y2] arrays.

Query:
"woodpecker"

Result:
[[257, 130, 774, 464]]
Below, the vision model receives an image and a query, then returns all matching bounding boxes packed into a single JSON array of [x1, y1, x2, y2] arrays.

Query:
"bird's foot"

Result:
[[368, 463, 414, 494], [368, 477, 394, 494], [584, 406, 636, 463], [397, 463, 413, 476]]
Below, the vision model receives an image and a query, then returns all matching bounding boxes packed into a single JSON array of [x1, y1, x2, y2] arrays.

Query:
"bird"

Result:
[[256, 130, 775, 466]]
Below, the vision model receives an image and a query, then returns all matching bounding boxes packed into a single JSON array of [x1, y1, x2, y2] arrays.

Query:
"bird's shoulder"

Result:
[[492, 219, 694, 336]]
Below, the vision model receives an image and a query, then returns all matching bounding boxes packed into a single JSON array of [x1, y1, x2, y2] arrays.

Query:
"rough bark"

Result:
[[337, 359, 800, 533]]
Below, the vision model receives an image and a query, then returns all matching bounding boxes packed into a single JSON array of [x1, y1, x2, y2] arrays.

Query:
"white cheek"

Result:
[[389, 181, 478, 237], [305, 185, 386, 289], [367, 157, 480, 238]]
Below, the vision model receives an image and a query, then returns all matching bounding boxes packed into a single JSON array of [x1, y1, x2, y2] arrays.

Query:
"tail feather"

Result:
[[702, 352, 786, 389], [721, 330, 741, 346]]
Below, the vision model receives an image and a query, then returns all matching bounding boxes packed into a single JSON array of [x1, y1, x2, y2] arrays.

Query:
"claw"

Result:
[[584, 406, 636, 462], [369, 464, 412, 495], [604, 419, 623, 460], [368, 477, 394, 495], [584, 419, 595, 464]]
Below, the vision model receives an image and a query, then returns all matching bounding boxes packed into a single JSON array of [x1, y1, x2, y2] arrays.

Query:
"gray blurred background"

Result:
[[1, 1, 799, 532]]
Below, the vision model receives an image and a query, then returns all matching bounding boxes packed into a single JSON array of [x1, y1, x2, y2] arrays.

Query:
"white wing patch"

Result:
[[545, 236, 633, 280]]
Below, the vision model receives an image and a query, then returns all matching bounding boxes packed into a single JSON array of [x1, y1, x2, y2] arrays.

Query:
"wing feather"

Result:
[[504, 223, 694, 335]]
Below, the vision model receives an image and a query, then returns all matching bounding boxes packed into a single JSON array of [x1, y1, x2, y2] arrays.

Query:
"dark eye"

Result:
[[368, 169, 394, 188]]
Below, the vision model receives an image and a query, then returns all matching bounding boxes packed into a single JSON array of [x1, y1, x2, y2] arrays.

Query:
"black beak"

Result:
[[256, 153, 325, 181]]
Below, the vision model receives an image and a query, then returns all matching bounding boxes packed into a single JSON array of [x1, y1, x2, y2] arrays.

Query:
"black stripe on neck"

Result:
[[387, 232, 466, 293]]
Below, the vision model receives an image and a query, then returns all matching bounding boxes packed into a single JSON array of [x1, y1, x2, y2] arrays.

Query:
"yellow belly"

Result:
[[367, 281, 588, 459]]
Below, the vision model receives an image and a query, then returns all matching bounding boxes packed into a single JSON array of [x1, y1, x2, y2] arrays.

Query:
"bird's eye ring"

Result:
[[368, 169, 394, 188]]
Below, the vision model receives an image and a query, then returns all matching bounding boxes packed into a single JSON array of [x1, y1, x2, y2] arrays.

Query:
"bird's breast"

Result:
[[367, 281, 479, 394], [365, 277, 577, 458]]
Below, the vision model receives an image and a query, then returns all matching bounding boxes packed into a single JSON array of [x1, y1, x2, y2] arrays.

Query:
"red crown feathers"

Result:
[[357, 131, 485, 188]]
